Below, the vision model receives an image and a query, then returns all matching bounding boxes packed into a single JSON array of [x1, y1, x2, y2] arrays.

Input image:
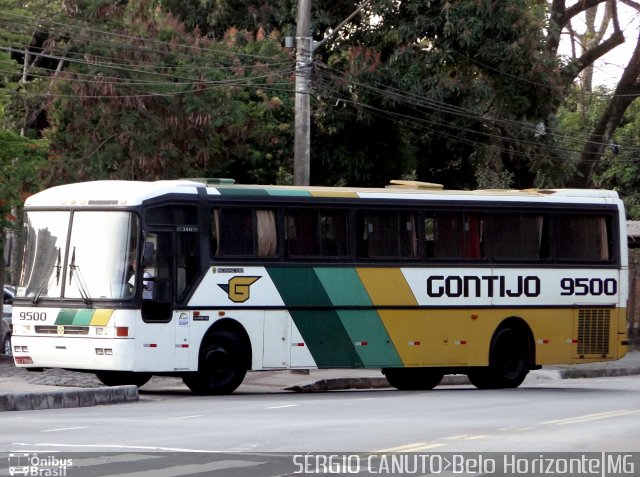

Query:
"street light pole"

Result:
[[294, 0, 312, 186]]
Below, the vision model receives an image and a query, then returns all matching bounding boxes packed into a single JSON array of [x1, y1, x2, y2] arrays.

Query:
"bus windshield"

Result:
[[19, 211, 140, 301]]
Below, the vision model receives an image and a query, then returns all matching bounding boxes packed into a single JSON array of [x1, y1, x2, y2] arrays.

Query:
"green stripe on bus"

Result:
[[267, 267, 364, 368], [55, 309, 77, 325], [73, 309, 95, 326], [266, 189, 311, 197], [217, 188, 270, 196], [314, 268, 402, 367]]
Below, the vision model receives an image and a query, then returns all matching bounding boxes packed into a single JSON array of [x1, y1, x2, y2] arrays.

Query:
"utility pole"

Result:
[[294, 0, 312, 186], [292, 0, 372, 186]]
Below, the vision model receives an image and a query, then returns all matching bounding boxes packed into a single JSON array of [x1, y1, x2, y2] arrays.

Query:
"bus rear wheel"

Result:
[[467, 326, 531, 389], [182, 330, 247, 395], [95, 371, 152, 388], [382, 368, 444, 390]]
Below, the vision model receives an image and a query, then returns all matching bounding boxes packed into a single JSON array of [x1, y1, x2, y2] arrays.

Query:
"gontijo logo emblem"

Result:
[[218, 276, 261, 303]]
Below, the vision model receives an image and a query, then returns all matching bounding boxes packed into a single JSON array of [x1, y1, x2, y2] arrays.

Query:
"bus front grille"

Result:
[[577, 309, 610, 355]]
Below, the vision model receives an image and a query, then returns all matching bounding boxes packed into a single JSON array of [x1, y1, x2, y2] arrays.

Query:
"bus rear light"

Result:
[[96, 348, 104, 355], [14, 346, 28, 353], [15, 356, 33, 365], [96, 348, 114, 355], [96, 327, 107, 336], [116, 327, 129, 337]]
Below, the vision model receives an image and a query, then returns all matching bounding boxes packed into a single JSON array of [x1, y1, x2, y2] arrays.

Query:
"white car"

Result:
[[1, 285, 14, 356]]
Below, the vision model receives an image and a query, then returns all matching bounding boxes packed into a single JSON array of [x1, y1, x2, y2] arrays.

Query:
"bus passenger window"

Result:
[[357, 211, 418, 259], [286, 209, 349, 258], [286, 209, 319, 256], [219, 209, 254, 256], [424, 216, 435, 258], [256, 209, 277, 258], [400, 212, 418, 258], [491, 214, 546, 261], [434, 213, 484, 259], [555, 215, 611, 261], [320, 210, 349, 257], [215, 208, 277, 258]]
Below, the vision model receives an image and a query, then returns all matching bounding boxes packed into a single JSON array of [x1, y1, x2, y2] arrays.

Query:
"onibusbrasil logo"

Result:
[[8, 453, 73, 476]]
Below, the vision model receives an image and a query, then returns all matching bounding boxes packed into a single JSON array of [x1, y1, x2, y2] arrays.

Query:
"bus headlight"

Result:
[[15, 324, 31, 334]]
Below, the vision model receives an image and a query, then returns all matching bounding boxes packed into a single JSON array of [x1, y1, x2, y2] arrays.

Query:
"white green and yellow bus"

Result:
[[12, 179, 629, 394]]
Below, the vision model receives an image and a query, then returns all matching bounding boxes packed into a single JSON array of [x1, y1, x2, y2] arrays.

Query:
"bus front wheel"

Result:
[[467, 326, 531, 389], [382, 368, 444, 391], [95, 371, 152, 388], [182, 330, 247, 395]]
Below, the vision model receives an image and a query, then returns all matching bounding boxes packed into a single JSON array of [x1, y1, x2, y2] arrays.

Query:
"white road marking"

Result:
[[167, 415, 204, 420], [375, 442, 446, 453], [543, 409, 640, 425], [41, 427, 89, 433]]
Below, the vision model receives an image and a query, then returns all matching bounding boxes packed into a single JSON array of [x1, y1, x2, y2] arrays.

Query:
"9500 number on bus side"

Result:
[[18, 311, 48, 321], [560, 277, 617, 296]]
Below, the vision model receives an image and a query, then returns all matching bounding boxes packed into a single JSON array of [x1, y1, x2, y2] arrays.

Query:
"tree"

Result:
[[0, 130, 47, 284], [40, 0, 294, 185], [309, 0, 563, 187], [547, 0, 640, 186]]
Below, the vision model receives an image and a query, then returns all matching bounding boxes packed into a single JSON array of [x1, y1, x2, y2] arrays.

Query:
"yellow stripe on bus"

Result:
[[90, 309, 114, 326], [356, 268, 424, 365], [309, 190, 359, 198]]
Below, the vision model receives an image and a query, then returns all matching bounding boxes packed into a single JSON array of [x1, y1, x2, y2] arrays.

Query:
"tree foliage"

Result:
[[40, 0, 294, 185], [0, 0, 638, 193]]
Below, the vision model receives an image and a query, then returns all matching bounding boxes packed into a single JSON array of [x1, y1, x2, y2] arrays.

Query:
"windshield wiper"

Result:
[[69, 246, 93, 306], [33, 248, 61, 304]]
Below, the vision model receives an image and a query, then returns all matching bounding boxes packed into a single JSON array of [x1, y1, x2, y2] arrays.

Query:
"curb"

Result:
[[557, 367, 640, 379], [286, 374, 469, 392], [0, 385, 139, 412]]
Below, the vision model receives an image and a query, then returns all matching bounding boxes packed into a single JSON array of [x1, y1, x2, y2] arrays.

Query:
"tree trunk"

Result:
[[571, 30, 640, 187]]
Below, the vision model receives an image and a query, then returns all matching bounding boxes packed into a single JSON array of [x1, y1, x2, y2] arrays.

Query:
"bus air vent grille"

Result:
[[35, 326, 89, 335], [577, 309, 610, 355]]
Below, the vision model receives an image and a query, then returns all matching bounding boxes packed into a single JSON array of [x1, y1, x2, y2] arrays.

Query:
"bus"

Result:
[[12, 179, 629, 394]]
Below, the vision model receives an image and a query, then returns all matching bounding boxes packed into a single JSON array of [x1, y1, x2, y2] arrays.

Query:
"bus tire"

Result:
[[182, 330, 247, 395], [95, 371, 152, 388], [382, 368, 444, 391], [468, 326, 531, 389]]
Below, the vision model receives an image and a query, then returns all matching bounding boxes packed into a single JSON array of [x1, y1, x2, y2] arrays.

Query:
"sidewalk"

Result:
[[1, 352, 640, 412]]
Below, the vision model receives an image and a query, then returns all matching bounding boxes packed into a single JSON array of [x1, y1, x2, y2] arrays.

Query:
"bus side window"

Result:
[[320, 210, 349, 257], [424, 216, 435, 258], [491, 214, 546, 261], [211, 209, 220, 256], [216, 208, 277, 258], [176, 232, 199, 299], [555, 215, 612, 261], [286, 209, 318, 256], [357, 210, 418, 259], [434, 213, 484, 259], [218, 209, 254, 256]]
